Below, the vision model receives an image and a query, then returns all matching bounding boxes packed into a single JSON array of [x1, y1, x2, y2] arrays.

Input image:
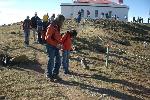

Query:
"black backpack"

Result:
[[23, 19, 30, 30]]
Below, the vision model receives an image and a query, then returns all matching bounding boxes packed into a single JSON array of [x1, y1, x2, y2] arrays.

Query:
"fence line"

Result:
[[109, 45, 150, 61], [97, 36, 150, 67]]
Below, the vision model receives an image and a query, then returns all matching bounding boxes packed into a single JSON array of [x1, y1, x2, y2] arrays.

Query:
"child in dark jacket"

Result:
[[61, 30, 77, 74]]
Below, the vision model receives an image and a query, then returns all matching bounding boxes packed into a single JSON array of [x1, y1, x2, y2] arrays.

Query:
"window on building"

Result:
[[95, 10, 98, 17], [81, 9, 84, 17]]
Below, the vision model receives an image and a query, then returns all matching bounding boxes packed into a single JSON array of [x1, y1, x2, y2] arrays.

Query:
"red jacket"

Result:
[[61, 32, 72, 51], [45, 23, 61, 47]]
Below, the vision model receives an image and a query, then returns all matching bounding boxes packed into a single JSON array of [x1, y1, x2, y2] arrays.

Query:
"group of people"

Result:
[[133, 17, 144, 23], [22, 12, 78, 81], [22, 12, 55, 46], [46, 16, 77, 81]]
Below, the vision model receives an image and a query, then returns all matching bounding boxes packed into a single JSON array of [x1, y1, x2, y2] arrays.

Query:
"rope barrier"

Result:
[[97, 36, 150, 67], [109, 44, 150, 61]]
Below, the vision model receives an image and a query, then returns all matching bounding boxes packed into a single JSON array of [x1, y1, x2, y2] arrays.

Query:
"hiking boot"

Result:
[[52, 75, 62, 81], [45, 74, 54, 82], [64, 71, 71, 75], [49, 77, 54, 82], [48, 76, 54, 82]]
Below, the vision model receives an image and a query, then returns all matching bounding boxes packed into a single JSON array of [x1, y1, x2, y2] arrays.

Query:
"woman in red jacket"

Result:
[[61, 30, 77, 74]]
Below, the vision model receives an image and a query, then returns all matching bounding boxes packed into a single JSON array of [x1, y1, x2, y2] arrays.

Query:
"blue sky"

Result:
[[124, 0, 150, 22], [0, 0, 150, 25]]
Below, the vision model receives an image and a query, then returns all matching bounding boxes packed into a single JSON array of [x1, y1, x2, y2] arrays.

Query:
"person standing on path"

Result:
[[45, 15, 65, 81], [22, 16, 31, 47], [31, 12, 40, 42]]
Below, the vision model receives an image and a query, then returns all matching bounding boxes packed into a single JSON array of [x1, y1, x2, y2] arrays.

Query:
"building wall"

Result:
[[61, 3, 129, 21], [61, 6, 74, 18], [113, 7, 128, 21]]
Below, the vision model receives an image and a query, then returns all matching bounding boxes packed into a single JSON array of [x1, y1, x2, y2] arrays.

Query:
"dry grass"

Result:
[[0, 20, 150, 100]]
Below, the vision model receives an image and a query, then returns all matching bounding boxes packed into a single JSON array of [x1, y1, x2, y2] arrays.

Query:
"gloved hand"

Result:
[[56, 44, 62, 49], [71, 45, 75, 51]]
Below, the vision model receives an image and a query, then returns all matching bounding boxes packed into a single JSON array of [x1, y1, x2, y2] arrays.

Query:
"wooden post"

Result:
[[143, 41, 147, 48], [106, 45, 109, 67]]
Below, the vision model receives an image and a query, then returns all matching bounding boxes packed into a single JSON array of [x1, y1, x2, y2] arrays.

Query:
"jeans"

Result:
[[43, 21, 48, 30], [37, 26, 43, 43], [46, 44, 61, 77], [62, 50, 70, 73], [32, 28, 37, 42], [24, 29, 30, 45]]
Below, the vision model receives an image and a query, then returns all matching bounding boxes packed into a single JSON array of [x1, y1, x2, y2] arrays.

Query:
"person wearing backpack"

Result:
[[45, 15, 65, 81], [37, 19, 43, 44], [23, 16, 31, 47], [61, 30, 77, 74]]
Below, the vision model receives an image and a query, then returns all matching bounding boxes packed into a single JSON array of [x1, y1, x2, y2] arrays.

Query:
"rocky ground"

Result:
[[0, 19, 150, 100]]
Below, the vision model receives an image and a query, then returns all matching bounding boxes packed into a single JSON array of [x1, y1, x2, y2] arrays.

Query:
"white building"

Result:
[[61, 1, 129, 21]]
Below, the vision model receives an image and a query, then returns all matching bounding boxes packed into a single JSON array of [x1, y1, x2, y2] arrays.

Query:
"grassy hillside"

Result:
[[0, 20, 150, 100]]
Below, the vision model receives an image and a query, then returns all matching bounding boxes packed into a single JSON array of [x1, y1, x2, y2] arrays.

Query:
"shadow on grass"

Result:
[[57, 79, 141, 100], [0, 95, 7, 100], [92, 74, 150, 97], [67, 71, 149, 99], [70, 71, 92, 78], [18, 59, 45, 74], [1, 59, 45, 74]]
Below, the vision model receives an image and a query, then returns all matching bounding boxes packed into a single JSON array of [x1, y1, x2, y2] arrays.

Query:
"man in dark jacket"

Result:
[[31, 12, 40, 42], [23, 16, 31, 47]]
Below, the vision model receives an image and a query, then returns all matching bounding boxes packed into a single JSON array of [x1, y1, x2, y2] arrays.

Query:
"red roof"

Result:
[[118, 0, 123, 4], [75, 0, 112, 4]]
